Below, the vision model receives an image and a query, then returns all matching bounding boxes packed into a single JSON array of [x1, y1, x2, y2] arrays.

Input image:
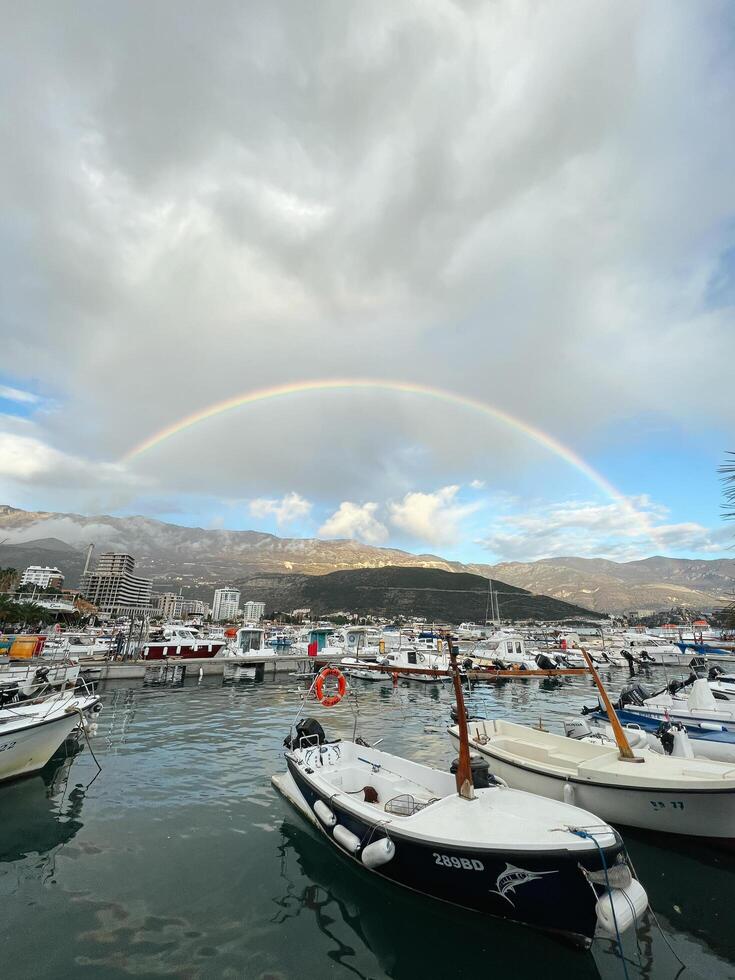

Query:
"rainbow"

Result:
[[123, 378, 655, 541]]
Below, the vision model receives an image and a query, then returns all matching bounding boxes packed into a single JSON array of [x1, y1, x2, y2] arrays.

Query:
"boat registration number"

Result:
[[650, 800, 684, 810], [433, 852, 484, 870], [0, 741, 17, 752]]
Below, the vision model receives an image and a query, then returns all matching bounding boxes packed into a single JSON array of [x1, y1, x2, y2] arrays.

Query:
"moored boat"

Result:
[[141, 625, 225, 660], [0, 690, 102, 783], [273, 648, 647, 947], [449, 717, 735, 843]]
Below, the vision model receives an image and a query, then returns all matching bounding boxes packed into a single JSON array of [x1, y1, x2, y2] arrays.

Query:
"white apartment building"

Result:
[[82, 553, 152, 616], [212, 588, 240, 622], [19, 565, 64, 589], [243, 600, 265, 622]]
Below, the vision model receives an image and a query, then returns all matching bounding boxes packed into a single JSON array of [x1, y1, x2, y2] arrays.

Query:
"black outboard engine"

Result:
[[581, 701, 602, 716], [535, 654, 557, 671], [667, 679, 684, 695], [709, 664, 725, 681], [617, 683, 652, 709], [655, 722, 676, 756], [463, 658, 474, 670], [284, 717, 326, 749], [0, 684, 20, 708], [450, 753, 494, 789]]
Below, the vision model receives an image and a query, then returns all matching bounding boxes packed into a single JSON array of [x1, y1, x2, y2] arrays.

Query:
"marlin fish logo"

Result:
[[490, 863, 558, 907]]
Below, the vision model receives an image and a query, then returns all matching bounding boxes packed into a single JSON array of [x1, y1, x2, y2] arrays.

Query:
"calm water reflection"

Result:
[[0, 671, 732, 978]]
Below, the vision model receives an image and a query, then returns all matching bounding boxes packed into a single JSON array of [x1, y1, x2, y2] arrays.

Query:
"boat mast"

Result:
[[580, 647, 641, 763], [448, 636, 475, 799]]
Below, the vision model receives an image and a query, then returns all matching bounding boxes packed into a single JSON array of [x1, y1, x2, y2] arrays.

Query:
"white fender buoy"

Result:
[[563, 782, 575, 805], [333, 824, 361, 853], [361, 838, 395, 868], [313, 800, 336, 827], [595, 879, 648, 936]]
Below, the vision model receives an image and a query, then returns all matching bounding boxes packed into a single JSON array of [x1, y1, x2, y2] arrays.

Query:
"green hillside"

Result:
[[237, 566, 604, 622]]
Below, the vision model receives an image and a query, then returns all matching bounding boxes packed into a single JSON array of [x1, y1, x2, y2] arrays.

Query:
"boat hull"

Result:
[[0, 711, 81, 783], [281, 757, 619, 946], [141, 642, 224, 660], [453, 732, 735, 842]]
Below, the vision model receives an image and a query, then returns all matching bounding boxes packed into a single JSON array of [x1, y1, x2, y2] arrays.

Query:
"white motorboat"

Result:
[[377, 646, 453, 682], [273, 654, 648, 948], [614, 678, 735, 732], [466, 633, 539, 671], [707, 669, 735, 701], [450, 718, 735, 843], [0, 657, 80, 698], [341, 657, 392, 681], [0, 690, 102, 783], [222, 627, 275, 679], [43, 633, 114, 659]]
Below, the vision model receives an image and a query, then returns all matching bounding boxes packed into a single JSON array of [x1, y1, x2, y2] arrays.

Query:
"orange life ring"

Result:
[[315, 667, 347, 707]]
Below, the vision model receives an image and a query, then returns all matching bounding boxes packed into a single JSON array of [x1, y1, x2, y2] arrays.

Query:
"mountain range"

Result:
[[0, 504, 733, 615]]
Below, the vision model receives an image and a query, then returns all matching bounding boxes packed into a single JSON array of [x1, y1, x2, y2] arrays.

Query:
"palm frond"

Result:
[[720, 451, 735, 521]]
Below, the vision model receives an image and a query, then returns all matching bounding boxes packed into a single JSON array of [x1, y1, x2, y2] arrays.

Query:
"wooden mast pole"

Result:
[[448, 635, 475, 799], [580, 647, 642, 762]]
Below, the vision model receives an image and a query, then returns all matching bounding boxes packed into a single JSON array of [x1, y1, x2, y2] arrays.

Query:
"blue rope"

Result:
[[572, 829, 631, 980]]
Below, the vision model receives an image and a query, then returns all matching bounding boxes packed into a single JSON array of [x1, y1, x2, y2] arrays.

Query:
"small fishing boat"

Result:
[[449, 718, 735, 843], [0, 690, 102, 783], [450, 651, 735, 843], [273, 645, 647, 947]]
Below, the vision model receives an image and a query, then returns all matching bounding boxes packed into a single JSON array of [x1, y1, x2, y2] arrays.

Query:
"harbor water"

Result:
[[1, 669, 733, 979]]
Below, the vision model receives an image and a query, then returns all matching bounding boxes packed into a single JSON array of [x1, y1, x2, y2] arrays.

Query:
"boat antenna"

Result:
[[580, 647, 642, 763], [447, 634, 475, 799]]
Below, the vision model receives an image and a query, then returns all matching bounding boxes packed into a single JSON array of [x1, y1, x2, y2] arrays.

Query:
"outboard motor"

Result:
[[450, 753, 493, 788], [655, 721, 694, 759], [708, 664, 725, 681], [0, 684, 20, 708], [655, 722, 675, 755], [284, 717, 326, 749], [667, 679, 684, 696], [563, 717, 592, 740], [535, 654, 557, 671], [617, 683, 652, 709]]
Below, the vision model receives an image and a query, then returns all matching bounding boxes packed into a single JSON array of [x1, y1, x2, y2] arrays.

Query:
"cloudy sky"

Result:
[[1, 1, 734, 564]]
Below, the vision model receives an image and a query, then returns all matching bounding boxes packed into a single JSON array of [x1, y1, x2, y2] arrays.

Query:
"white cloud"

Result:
[[478, 498, 730, 562], [0, 432, 134, 487], [0, 386, 39, 405], [389, 485, 480, 548], [319, 502, 388, 545], [469, 479, 486, 490], [249, 492, 312, 525]]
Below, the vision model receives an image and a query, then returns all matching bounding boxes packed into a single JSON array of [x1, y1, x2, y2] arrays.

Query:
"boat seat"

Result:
[[491, 737, 552, 763]]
